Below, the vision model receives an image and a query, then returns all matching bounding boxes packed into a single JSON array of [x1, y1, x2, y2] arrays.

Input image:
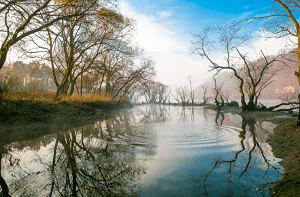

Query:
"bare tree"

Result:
[[213, 78, 224, 110], [188, 75, 195, 105], [30, 5, 135, 99], [174, 86, 189, 106], [192, 23, 284, 111], [220, 89, 231, 103], [191, 24, 249, 109], [201, 83, 209, 104], [237, 50, 283, 110], [93, 48, 139, 98], [140, 80, 169, 103], [240, 0, 300, 124], [156, 82, 170, 103], [141, 80, 159, 103], [0, 0, 97, 72]]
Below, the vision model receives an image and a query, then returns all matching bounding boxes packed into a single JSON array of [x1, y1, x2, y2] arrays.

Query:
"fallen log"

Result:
[[259, 102, 299, 111]]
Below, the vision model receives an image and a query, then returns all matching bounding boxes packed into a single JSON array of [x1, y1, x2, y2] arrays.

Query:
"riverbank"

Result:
[[267, 122, 300, 196], [0, 99, 132, 144], [205, 105, 299, 196]]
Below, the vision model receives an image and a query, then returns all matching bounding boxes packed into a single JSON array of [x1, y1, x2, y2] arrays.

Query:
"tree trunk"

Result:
[[220, 94, 224, 107], [244, 94, 256, 111], [239, 86, 247, 109], [68, 80, 76, 96], [55, 66, 72, 99], [56, 81, 69, 100], [215, 96, 221, 110], [0, 48, 8, 71], [295, 37, 300, 125]]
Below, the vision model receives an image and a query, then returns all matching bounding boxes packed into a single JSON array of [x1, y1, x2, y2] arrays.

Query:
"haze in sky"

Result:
[[119, 0, 295, 88]]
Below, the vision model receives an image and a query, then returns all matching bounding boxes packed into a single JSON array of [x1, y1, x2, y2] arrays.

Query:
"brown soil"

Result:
[[267, 123, 300, 196]]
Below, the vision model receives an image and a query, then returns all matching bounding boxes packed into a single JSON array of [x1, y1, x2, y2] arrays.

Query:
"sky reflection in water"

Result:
[[0, 105, 283, 197]]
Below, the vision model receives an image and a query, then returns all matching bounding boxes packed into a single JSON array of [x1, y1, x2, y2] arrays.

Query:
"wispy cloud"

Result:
[[244, 5, 250, 9], [251, 31, 297, 57], [157, 11, 172, 18], [119, 0, 212, 87], [213, 30, 295, 67]]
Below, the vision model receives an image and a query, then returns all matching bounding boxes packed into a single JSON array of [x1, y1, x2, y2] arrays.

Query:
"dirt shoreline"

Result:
[[0, 100, 133, 144]]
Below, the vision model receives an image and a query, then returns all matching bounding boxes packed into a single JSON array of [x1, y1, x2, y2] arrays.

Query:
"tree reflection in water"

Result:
[[139, 105, 171, 123], [0, 106, 283, 197], [192, 114, 282, 196], [0, 110, 155, 197]]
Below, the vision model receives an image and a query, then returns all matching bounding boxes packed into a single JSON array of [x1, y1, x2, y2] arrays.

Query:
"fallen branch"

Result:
[[267, 102, 299, 111], [259, 102, 299, 111]]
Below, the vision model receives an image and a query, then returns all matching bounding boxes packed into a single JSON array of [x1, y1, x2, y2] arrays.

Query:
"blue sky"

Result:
[[119, 0, 294, 87]]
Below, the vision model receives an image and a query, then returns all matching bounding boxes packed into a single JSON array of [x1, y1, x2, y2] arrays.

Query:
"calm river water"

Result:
[[0, 105, 283, 197]]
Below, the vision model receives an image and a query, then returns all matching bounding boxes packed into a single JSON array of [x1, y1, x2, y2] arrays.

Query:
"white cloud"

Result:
[[118, 1, 294, 89], [119, 0, 212, 87], [251, 32, 297, 56], [157, 11, 172, 18], [204, 30, 296, 73]]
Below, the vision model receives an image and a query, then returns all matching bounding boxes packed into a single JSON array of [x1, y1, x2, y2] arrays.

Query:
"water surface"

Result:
[[0, 105, 283, 196]]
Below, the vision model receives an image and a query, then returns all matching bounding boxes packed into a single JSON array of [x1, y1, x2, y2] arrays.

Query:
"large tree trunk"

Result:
[[55, 65, 73, 99], [0, 48, 8, 71], [68, 80, 76, 96], [215, 95, 221, 111], [295, 37, 300, 126], [240, 88, 247, 110], [234, 71, 247, 110], [244, 94, 256, 111], [56, 80, 69, 100]]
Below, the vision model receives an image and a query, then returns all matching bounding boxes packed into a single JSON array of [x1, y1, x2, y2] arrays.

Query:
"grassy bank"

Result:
[[1, 92, 132, 126], [0, 91, 132, 143]]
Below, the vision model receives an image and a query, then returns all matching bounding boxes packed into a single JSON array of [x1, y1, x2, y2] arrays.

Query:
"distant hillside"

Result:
[[194, 50, 299, 102]]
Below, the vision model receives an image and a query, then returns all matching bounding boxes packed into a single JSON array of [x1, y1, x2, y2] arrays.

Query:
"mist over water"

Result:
[[0, 105, 283, 197]]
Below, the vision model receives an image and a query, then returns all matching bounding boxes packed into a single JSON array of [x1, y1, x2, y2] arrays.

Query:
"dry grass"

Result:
[[2, 90, 123, 105], [3, 90, 57, 102], [61, 94, 116, 103]]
